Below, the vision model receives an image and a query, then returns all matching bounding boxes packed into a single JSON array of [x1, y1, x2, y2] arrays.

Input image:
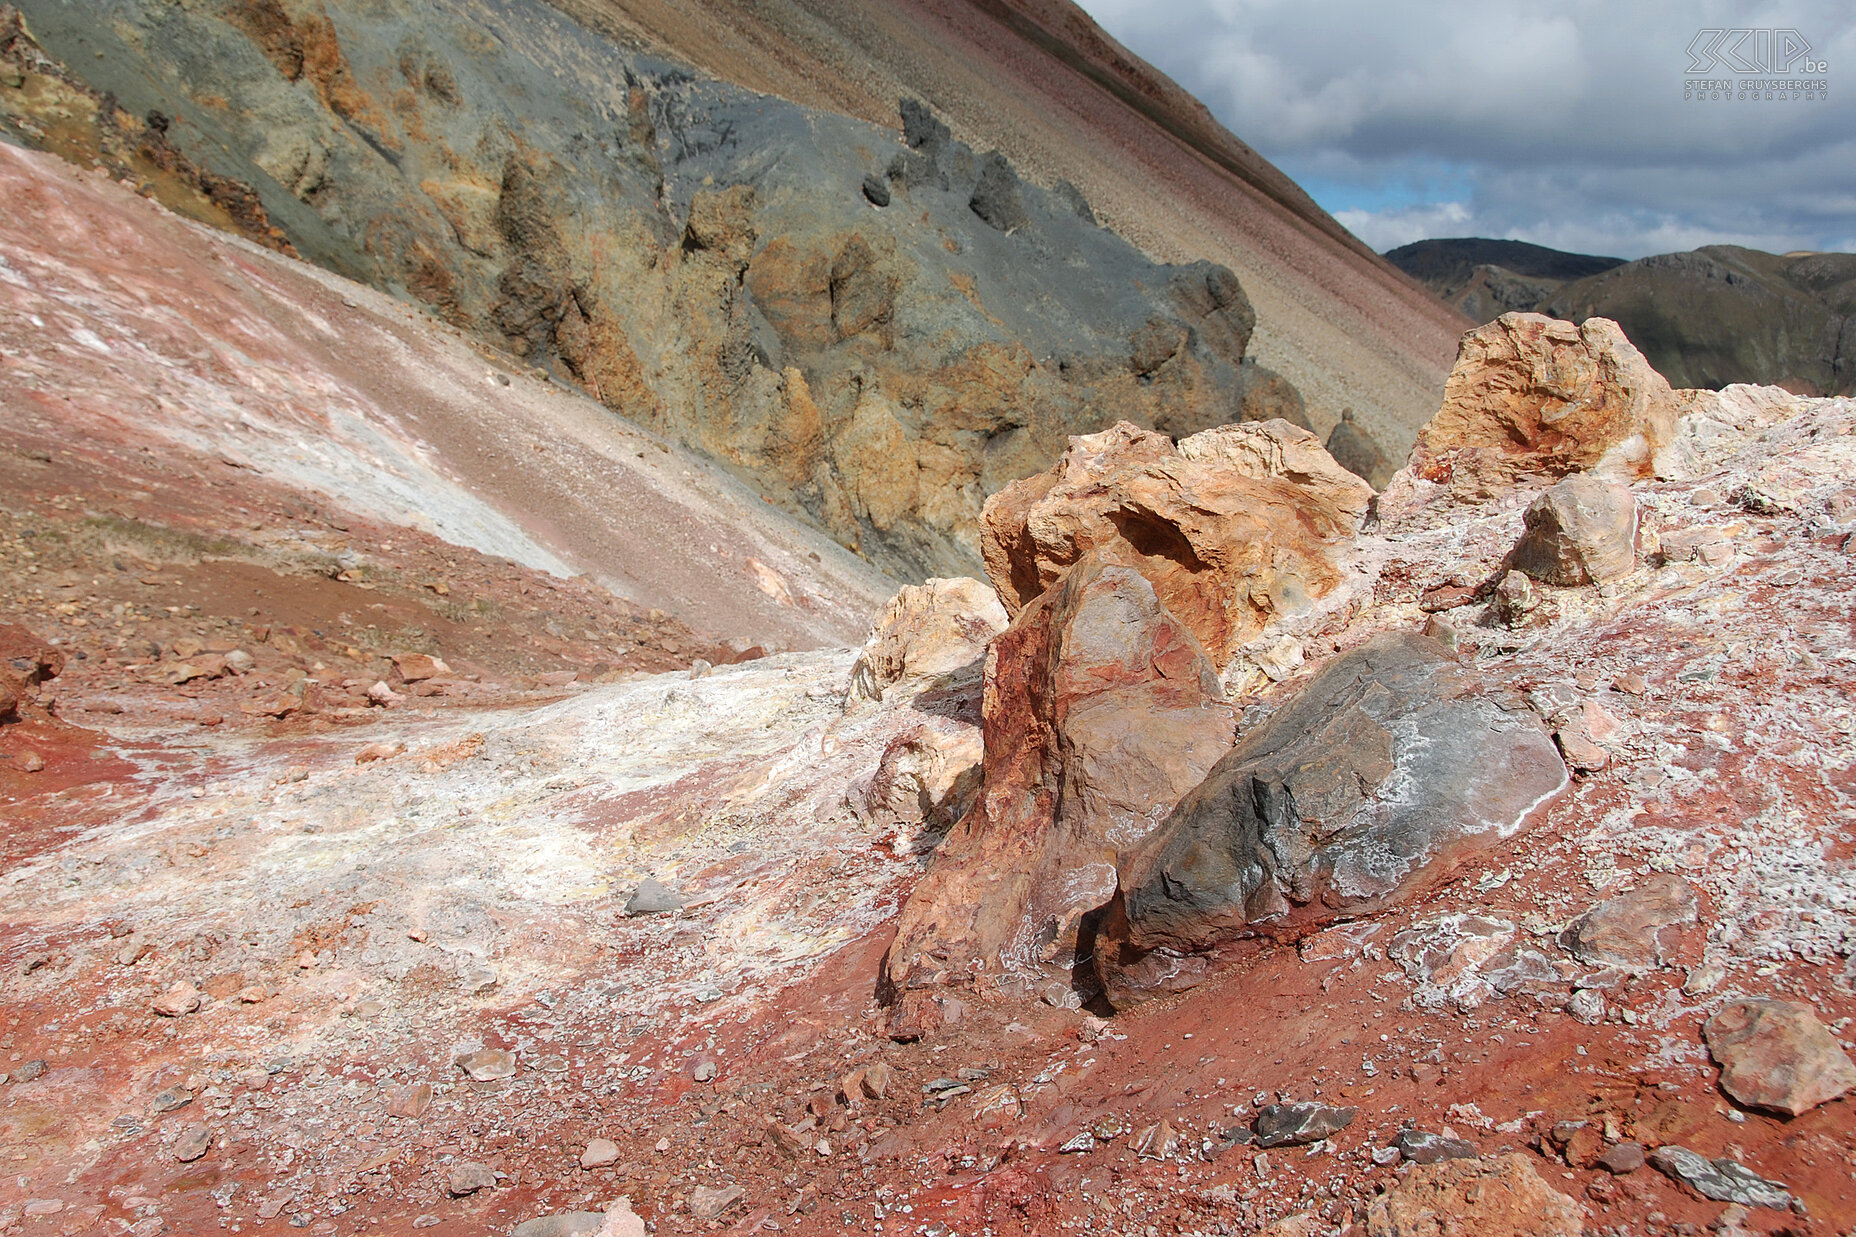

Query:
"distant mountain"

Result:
[[1544, 246, 1856, 395], [1389, 237, 1856, 396], [1384, 238, 1625, 323]]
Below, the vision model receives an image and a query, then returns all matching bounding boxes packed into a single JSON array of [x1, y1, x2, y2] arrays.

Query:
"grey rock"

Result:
[[690, 1184, 744, 1219], [448, 1161, 497, 1196], [1648, 1146, 1793, 1210], [149, 1087, 192, 1114], [861, 174, 890, 208], [1391, 1128, 1477, 1165], [1596, 1141, 1645, 1174], [14, 1059, 46, 1083], [1099, 632, 1567, 1006], [510, 1213, 608, 1237], [624, 877, 686, 916], [1325, 409, 1394, 489], [1511, 475, 1639, 586], [1253, 1102, 1356, 1148], [968, 152, 1027, 233]]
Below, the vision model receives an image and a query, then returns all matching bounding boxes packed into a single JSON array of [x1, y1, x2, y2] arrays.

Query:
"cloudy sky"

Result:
[[1076, 1, 1856, 258]]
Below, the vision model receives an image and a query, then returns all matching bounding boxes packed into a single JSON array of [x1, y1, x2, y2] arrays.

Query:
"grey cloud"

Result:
[[1080, 0, 1856, 257]]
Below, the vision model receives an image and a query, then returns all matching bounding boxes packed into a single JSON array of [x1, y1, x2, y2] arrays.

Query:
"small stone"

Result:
[[385, 1082, 432, 1118], [1255, 636, 1304, 682], [1253, 1102, 1356, 1148], [623, 877, 686, 916], [19, 951, 50, 975], [1490, 569, 1536, 626], [173, 1123, 211, 1162], [1057, 1130, 1096, 1154], [592, 1201, 646, 1237], [1567, 987, 1606, 1024], [581, 1138, 620, 1169], [692, 1060, 717, 1082], [151, 981, 202, 1017], [257, 1193, 294, 1220], [1511, 475, 1639, 586], [861, 174, 891, 208], [1612, 671, 1647, 694], [392, 653, 450, 682], [1391, 1128, 1477, 1165], [689, 1184, 744, 1220], [365, 681, 399, 707], [861, 1061, 894, 1099], [447, 1161, 497, 1196], [455, 1048, 516, 1080], [149, 1086, 192, 1114], [1648, 1146, 1794, 1210], [1419, 614, 1459, 650], [688, 658, 712, 679], [354, 741, 403, 764], [1704, 998, 1856, 1117], [1555, 727, 1608, 772], [1597, 1141, 1646, 1174], [20, 751, 44, 772], [14, 1059, 47, 1083]]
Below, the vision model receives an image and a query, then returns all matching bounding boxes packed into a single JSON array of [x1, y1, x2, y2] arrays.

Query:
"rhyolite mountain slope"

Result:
[[0, 0, 1463, 579], [1390, 237, 1856, 397]]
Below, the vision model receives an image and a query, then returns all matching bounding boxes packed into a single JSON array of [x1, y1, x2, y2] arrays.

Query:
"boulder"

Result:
[[0, 622, 64, 685], [1703, 998, 1856, 1117], [849, 577, 1007, 700], [1409, 312, 1682, 497], [1510, 476, 1639, 586], [1234, 362, 1311, 429], [1176, 418, 1375, 521], [1096, 632, 1566, 1007], [1326, 409, 1395, 489], [1366, 1153, 1583, 1237], [1558, 875, 1697, 973], [980, 421, 1361, 669], [883, 555, 1235, 1007], [0, 623, 61, 719]]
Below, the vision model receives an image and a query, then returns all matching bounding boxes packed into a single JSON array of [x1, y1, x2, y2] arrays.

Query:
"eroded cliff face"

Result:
[[2, 0, 1289, 580]]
